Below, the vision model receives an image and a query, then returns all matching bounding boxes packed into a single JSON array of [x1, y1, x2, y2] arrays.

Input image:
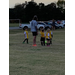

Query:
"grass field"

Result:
[[9, 23, 20, 27], [9, 23, 29, 27], [9, 28, 65, 75]]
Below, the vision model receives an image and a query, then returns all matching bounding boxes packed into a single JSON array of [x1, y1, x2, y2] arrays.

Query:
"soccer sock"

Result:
[[27, 39, 28, 44], [43, 41, 45, 46], [50, 39, 52, 44], [23, 39, 26, 42]]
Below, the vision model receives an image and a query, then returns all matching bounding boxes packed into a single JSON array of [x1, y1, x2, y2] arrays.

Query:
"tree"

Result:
[[9, 1, 65, 22], [57, 0, 65, 9], [25, 1, 39, 22], [39, 3, 45, 9], [44, 3, 57, 20], [9, 8, 15, 19]]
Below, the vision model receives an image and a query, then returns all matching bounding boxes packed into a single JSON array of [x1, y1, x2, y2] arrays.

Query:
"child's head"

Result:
[[33, 15, 38, 21], [40, 27, 44, 31], [42, 29, 44, 32], [25, 27, 28, 31], [47, 28, 50, 32], [23, 26, 28, 30]]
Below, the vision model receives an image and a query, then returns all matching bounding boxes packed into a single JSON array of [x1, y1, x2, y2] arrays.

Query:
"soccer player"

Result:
[[23, 27, 28, 44], [49, 28, 53, 44], [46, 29, 50, 46], [40, 29, 46, 46]]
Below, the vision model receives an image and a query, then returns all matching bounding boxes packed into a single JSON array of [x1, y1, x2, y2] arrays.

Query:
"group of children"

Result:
[[40, 28, 53, 46], [22, 27, 53, 47]]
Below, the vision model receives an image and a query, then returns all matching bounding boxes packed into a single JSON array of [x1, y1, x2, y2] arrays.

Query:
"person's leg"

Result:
[[48, 40, 50, 46], [33, 32, 37, 46], [32, 32, 36, 45], [50, 38, 52, 44], [46, 39, 48, 46], [33, 36, 36, 45], [23, 39, 26, 43], [43, 38, 45, 46], [41, 38, 43, 46], [43, 41, 45, 46], [47, 39, 50, 46], [54, 26, 55, 30], [34, 36, 36, 45], [23, 39, 25, 42], [27, 39, 28, 44], [52, 26, 53, 30], [41, 41, 43, 46]]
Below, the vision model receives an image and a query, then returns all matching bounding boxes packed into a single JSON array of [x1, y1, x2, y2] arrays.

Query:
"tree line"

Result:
[[9, 0, 65, 23]]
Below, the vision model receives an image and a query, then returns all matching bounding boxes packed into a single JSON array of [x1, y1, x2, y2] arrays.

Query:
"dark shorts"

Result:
[[32, 32, 37, 36], [40, 37, 45, 41], [46, 38, 50, 41]]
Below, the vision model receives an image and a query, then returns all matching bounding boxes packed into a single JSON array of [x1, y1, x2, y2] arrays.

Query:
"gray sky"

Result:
[[9, 0, 58, 8]]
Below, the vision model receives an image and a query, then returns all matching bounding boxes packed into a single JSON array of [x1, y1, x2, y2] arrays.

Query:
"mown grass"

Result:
[[9, 28, 65, 75], [9, 23, 29, 27], [9, 23, 20, 27]]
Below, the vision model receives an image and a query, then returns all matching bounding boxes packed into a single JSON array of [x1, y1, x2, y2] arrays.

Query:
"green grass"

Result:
[[9, 23, 29, 27], [9, 23, 20, 27], [9, 28, 65, 75]]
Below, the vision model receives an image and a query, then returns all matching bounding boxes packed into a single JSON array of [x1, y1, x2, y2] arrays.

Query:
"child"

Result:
[[23, 27, 29, 44], [49, 28, 53, 44], [46, 28, 50, 46], [40, 29, 46, 46], [40, 27, 44, 34]]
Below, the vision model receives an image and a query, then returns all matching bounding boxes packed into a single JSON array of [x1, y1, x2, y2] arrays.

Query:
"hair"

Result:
[[47, 28, 50, 32], [33, 15, 38, 21], [23, 26, 28, 30], [42, 29, 44, 32]]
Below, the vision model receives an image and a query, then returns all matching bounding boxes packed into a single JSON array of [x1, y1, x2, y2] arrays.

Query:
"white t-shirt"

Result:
[[48, 33, 50, 39], [24, 31, 27, 38], [30, 20, 37, 32]]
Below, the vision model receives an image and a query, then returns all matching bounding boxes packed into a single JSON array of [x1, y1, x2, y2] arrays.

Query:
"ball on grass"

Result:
[[45, 41, 47, 43]]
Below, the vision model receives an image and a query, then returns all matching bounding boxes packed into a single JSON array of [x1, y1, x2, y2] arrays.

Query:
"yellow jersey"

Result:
[[49, 31, 52, 39], [40, 31, 45, 37], [24, 30, 28, 39], [46, 32, 50, 39]]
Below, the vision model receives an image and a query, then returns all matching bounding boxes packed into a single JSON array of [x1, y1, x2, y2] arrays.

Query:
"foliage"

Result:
[[9, 1, 65, 23], [57, 0, 65, 9]]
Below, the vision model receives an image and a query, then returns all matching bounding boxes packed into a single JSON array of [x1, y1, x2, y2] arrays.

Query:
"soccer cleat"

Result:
[[33, 44, 37, 46], [34, 44, 37, 46], [23, 42, 25, 44], [47, 45, 50, 47]]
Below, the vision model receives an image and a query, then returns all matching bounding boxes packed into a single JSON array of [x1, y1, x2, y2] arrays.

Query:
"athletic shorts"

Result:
[[32, 32, 37, 36], [40, 37, 45, 41], [46, 38, 50, 41]]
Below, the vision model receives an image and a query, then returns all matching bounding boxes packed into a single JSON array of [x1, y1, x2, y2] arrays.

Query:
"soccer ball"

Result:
[[45, 41, 47, 44]]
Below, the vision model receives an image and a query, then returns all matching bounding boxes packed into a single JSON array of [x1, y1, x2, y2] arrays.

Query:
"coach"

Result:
[[30, 15, 38, 46]]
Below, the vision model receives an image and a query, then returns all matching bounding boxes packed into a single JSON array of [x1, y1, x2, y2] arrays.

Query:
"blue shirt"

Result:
[[30, 20, 37, 32]]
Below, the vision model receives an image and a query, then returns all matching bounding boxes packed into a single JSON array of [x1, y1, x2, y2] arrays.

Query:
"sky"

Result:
[[9, 0, 58, 8]]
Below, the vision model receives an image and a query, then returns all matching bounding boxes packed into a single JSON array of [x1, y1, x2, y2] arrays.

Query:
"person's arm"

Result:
[[24, 34, 25, 37], [35, 22, 38, 34], [51, 32, 53, 37], [35, 26, 38, 32], [48, 33, 50, 39], [24, 32, 27, 38], [44, 32, 46, 38]]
